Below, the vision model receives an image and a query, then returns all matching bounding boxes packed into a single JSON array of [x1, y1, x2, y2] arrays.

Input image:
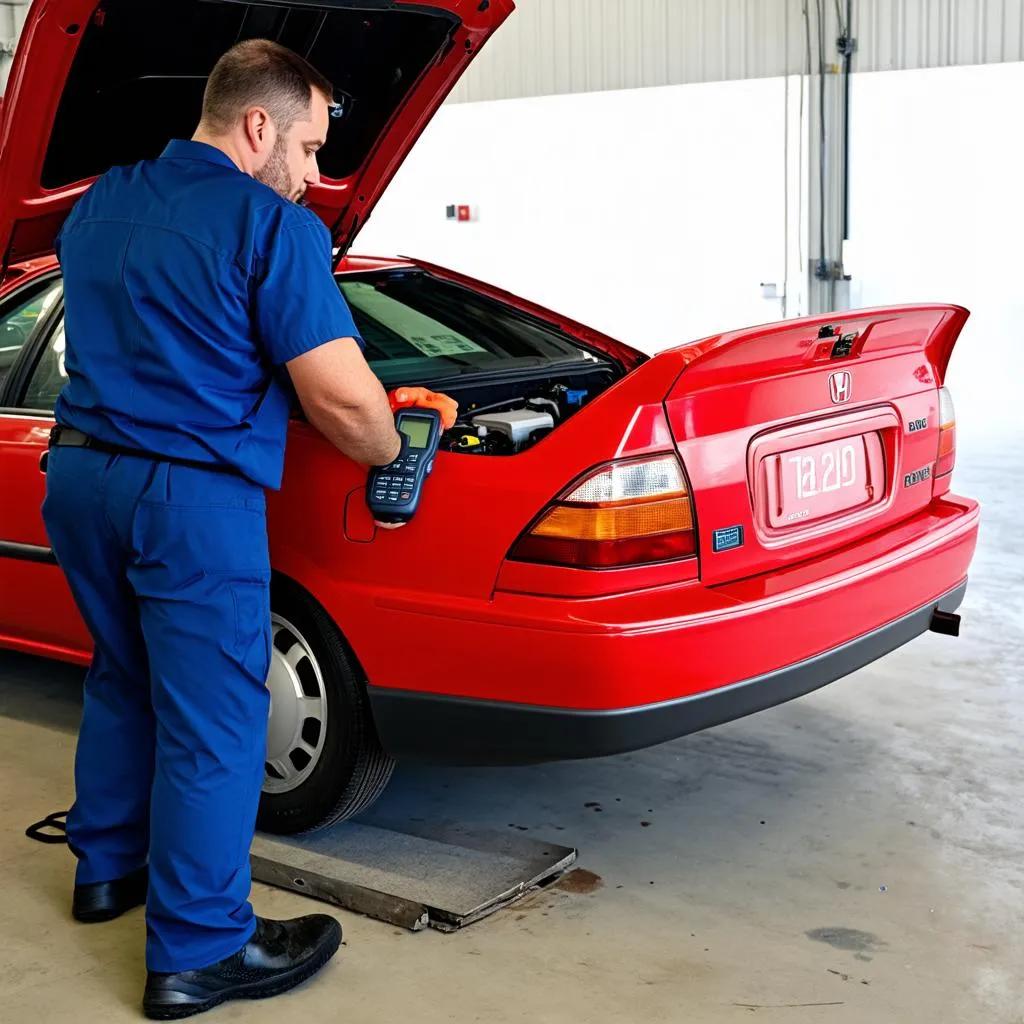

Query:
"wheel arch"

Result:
[[269, 568, 374, 692]]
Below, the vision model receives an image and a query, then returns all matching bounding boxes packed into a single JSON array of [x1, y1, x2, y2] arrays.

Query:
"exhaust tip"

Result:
[[930, 609, 961, 637]]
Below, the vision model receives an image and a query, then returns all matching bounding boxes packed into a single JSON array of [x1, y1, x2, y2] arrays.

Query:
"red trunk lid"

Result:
[[662, 305, 969, 585], [0, 0, 513, 275]]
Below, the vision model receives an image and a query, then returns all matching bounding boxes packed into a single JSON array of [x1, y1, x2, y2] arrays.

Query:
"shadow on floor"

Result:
[[0, 651, 83, 734]]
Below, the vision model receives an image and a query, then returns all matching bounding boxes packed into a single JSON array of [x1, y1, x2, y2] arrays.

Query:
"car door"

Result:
[[0, 279, 91, 661]]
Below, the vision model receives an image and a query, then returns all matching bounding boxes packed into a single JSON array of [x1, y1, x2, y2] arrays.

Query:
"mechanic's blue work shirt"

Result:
[[54, 140, 361, 489]]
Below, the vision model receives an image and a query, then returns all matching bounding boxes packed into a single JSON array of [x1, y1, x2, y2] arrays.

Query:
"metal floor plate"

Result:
[[251, 820, 576, 932]]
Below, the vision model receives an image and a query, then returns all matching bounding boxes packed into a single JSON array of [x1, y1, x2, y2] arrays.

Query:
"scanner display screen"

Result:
[[400, 416, 432, 450]]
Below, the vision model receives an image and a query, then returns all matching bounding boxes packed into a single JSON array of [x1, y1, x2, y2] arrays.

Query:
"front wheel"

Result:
[[256, 578, 395, 834]]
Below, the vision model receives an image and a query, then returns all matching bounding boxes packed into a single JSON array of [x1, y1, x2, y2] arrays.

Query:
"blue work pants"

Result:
[[42, 446, 271, 972]]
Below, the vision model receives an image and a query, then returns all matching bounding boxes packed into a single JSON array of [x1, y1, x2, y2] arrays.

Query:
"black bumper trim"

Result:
[[368, 582, 967, 766], [0, 541, 58, 565]]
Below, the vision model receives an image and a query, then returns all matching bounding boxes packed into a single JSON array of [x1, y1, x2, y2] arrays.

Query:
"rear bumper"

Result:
[[363, 495, 979, 766], [369, 582, 966, 765]]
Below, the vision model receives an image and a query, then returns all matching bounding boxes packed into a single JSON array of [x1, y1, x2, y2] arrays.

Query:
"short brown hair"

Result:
[[201, 39, 335, 135]]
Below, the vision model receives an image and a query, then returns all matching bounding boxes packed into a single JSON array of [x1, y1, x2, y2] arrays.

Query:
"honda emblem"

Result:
[[829, 370, 852, 405]]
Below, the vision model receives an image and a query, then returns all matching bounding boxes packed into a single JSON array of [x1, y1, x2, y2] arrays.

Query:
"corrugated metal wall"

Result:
[[860, 0, 1024, 68], [450, 0, 1024, 103], [0, 1, 30, 90]]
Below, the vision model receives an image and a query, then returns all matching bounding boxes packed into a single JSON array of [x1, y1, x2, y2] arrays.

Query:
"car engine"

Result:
[[439, 372, 617, 455]]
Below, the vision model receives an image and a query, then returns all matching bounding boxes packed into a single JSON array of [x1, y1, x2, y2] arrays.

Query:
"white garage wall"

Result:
[[847, 61, 1024, 446], [357, 76, 806, 355]]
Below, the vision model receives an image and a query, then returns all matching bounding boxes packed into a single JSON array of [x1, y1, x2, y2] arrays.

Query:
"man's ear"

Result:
[[243, 107, 273, 152]]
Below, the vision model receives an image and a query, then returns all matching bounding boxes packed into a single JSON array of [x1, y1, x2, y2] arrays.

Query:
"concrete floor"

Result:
[[1, 441, 1021, 1024]]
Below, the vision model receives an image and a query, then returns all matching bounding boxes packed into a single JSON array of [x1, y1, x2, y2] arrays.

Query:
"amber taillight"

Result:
[[509, 454, 697, 569]]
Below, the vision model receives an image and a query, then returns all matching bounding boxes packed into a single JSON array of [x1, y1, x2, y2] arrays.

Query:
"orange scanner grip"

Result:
[[388, 387, 459, 430]]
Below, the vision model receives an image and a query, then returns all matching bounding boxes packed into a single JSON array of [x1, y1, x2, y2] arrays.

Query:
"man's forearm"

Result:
[[304, 397, 402, 466]]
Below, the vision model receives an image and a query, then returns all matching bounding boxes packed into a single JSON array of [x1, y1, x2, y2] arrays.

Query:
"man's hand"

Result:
[[389, 387, 458, 429], [372, 389, 455, 531]]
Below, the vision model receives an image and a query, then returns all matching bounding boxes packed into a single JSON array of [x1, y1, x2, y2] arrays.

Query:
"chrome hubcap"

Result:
[[263, 614, 328, 795]]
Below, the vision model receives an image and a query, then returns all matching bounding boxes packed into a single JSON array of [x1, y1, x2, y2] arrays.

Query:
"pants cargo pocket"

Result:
[[231, 579, 272, 685]]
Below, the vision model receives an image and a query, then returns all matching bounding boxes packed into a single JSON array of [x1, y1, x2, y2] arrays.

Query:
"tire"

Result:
[[256, 576, 395, 835]]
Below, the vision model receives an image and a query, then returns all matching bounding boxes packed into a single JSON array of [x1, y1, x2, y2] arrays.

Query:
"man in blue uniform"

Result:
[[42, 40, 407, 1019]]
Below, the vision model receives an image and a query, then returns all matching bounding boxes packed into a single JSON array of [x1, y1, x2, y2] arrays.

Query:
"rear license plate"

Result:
[[767, 435, 876, 528]]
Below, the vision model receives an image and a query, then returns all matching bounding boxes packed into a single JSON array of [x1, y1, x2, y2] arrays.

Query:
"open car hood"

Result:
[[0, 0, 512, 274]]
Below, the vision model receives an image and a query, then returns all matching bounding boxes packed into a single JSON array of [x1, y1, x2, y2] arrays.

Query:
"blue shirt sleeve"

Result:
[[254, 205, 363, 366]]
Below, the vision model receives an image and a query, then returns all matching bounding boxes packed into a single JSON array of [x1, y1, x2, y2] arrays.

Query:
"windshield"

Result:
[[337, 271, 597, 385]]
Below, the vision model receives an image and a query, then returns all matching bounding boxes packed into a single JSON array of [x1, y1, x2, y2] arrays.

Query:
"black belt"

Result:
[[48, 426, 241, 476]]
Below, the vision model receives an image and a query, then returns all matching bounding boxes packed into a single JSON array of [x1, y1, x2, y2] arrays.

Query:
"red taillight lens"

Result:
[[935, 387, 956, 478], [509, 455, 697, 569]]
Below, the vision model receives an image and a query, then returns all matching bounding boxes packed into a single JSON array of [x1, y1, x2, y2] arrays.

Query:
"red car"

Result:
[[0, 0, 979, 834]]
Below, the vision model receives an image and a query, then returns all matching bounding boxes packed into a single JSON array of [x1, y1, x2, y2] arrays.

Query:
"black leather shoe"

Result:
[[142, 915, 342, 1020], [72, 865, 148, 923]]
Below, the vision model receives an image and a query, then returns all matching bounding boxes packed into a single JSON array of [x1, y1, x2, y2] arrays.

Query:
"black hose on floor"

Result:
[[25, 809, 69, 844]]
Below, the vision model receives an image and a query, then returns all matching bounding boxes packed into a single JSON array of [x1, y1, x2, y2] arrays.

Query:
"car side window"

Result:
[[21, 317, 68, 412], [0, 279, 62, 394]]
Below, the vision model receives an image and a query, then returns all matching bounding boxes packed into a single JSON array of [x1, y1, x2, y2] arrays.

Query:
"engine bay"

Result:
[[435, 363, 622, 455]]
